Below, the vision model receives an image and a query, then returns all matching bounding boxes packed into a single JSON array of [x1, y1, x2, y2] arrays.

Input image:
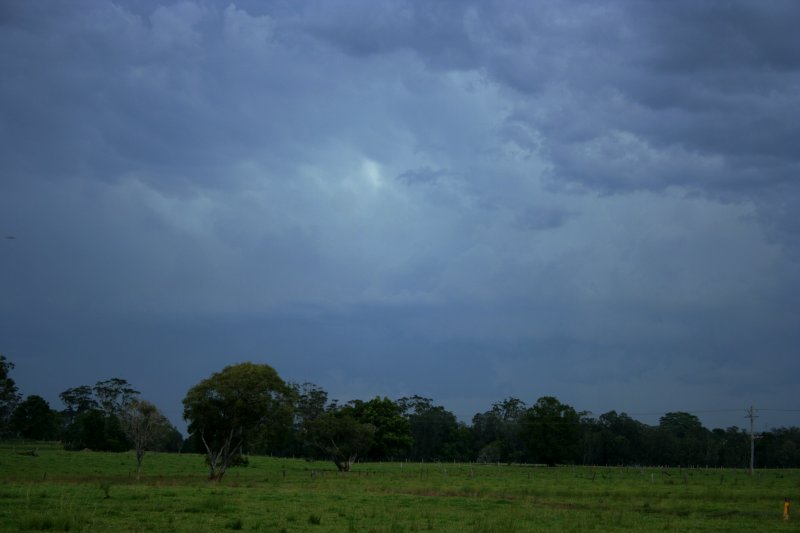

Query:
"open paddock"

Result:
[[0, 443, 797, 532]]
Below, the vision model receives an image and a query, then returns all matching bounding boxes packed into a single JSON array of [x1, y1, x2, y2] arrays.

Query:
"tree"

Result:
[[120, 399, 174, 480], [770, 427, 800, 468], [59, 385, 98, 425], [343, 397, 412, 460], [93, 378, 139, 416], [492, 397, 528, 421], [305, 410, 375, 471], [0, 355, 21, 436], [182, 362, 294, 481], [62, 410, 109, 450], [583, 411, 647, 465], [59, 380, 138, 451], [399, 396, 464, 461], [292, 382, 328, 424], [472, 410, 505, 462], [522, 396, 584, 466], [709, 426, 749, 468], [283, 382, 328, 456], [471, 397, 528, 463], [656, 412, 709, 466], [11, 395, 60, 440]]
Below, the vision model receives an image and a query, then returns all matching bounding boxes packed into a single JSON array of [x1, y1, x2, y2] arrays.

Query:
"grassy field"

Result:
[[0, 442, 798, 532]]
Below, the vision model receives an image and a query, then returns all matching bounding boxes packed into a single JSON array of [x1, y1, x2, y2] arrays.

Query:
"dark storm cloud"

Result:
[[302, 0, 800, 198], [1, 0, 799, 429]]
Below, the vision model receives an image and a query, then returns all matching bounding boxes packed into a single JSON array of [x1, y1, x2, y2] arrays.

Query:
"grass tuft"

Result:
[[226, 517, 243, 530]]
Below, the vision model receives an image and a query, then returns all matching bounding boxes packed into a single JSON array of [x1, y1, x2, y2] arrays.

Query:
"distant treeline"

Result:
[[2, 356, 798, 469]]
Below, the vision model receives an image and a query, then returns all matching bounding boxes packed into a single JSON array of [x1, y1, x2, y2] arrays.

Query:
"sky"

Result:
[[1, 0, 799, 433]]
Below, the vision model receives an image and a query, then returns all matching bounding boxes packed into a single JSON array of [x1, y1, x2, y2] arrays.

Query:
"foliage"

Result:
[[292, 382, 328, 426], [399, 395, 470, 461], [522, 396, 584, 465], [93, 378, 140, 417], [757, 426, 800, 468], [708, 426, 750, 467], [59, 385, 98, 424], [161, 425, 185, 453], [581, 411, 648, 466], [58, 378, 139, 452], [120, 399, 175, 479], [182, 362, 293, 480], [342, 397, 412, 460], [10, 394, 60, 440], [305, 410, 375, 471], [62, 409, 129, 451], [654, 412, 710, 466], [472, 397, 528, 463], [281, 382, 328, 457], [0, 355, 21, 436]]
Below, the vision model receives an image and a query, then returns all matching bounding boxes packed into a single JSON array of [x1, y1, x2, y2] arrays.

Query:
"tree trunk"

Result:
[[333, 453, 357, 472], [201, 430, 240, 481], [136, 449, 144, 481], [334, 458, 349, 472]]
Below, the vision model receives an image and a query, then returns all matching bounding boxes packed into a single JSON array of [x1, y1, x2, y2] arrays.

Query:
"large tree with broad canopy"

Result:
[[182, 362, 293, 481]]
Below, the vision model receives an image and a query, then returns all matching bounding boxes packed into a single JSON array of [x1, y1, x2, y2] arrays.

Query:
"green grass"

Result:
[[1, 442, 798, 531]]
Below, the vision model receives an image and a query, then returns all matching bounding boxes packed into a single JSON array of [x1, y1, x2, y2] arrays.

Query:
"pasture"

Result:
[[0, 442, 797, 532]]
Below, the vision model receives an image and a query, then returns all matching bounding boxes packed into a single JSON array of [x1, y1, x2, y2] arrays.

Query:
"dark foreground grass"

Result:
[[1, 442, 798, 532]]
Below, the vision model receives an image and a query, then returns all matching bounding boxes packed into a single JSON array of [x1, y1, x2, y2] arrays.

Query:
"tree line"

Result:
[[2, 357, 799, 479]]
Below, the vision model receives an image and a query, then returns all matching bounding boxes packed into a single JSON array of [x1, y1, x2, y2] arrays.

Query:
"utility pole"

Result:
[[745, 406, 758, 475]]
